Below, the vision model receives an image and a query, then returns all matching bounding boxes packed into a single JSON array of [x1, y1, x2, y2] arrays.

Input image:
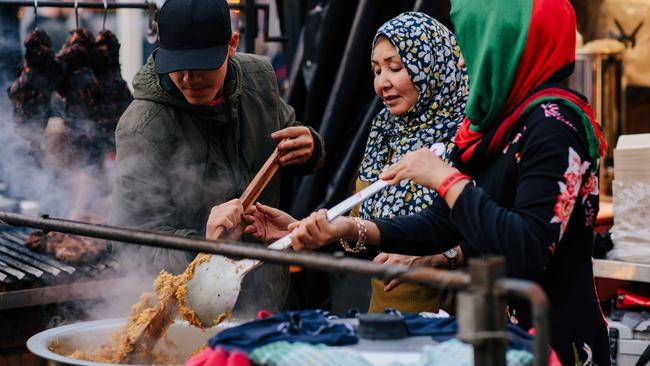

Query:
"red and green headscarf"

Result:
[[451, 0, 606, 171]]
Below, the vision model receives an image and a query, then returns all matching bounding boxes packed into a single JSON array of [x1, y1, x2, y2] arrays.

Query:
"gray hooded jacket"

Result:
[[109, 53, 324, 314]]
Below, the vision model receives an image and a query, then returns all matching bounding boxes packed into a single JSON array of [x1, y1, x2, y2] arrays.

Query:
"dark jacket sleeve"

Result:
[[372, 196, 462, 255], [449, 105, 591, 278], [109, 120, 199, 274], [371, 104, 591, 278], [278, 97, 326, 175]]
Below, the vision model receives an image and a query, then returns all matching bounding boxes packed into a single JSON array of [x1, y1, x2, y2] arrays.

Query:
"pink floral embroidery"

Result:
[[542, 103, 578, 132], [550, 147, 590, 240], [572, 342, 595, 366], [503, 127, 526, 154], [582, 342, 594, 366], [579, 171, 599, 204], [584, 200, 595, 228]]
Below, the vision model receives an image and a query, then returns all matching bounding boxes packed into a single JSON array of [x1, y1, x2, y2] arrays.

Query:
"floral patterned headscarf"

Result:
[[358, 12, 469, 220]]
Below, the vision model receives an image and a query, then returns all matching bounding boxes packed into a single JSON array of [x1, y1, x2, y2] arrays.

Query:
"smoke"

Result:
[[85, 250, 158, 321], [0, 50, 63, 216], [0, 27, 152, 324], [1, 23, 285, 329], [0, 23, 115, 219], [0, 95, 112, 218]]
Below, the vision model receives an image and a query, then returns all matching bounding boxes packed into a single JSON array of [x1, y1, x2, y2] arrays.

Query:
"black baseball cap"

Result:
[[154, 0, 232, 74]]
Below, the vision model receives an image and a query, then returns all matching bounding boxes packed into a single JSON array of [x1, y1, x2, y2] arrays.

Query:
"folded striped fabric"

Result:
[[249, 341, 372, 366], [248, 339, 534, 366], [389, 339, 534, 366]]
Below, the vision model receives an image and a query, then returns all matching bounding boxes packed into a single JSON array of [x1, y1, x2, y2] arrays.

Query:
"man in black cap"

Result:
[[109, 0, 324, 313]]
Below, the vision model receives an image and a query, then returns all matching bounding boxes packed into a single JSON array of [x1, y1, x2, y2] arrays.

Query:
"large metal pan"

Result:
[[27, 318, 236, 366]]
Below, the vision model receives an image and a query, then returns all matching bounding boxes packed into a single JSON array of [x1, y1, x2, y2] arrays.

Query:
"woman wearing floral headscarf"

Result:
[[287, 0, 610, 364], [359, 12, 467, 222], [356, 12, 468, 313], [244, 12, 468, 312]]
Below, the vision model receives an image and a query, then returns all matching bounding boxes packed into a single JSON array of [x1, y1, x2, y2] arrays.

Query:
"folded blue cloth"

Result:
[[208, 309, 534, 355], [208, 310, 358, 352]]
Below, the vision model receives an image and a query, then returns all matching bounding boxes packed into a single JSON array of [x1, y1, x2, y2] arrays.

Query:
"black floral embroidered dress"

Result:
[[372, 101, 610, 366]]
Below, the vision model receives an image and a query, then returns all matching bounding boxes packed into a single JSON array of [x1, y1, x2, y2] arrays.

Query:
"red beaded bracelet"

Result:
[[437, 171, 470, 199]]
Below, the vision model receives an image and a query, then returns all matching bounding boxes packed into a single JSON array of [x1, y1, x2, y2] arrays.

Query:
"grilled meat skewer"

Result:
[[56, 28, 103, 166], [93, 30, 132, 147], [7, 29, 62, 154]]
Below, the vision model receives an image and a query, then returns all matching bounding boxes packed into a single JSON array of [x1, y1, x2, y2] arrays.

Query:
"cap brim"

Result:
[[154, 45, 228, 74]]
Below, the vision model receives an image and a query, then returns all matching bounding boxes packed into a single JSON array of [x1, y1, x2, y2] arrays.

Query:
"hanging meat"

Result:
[[25, 230, 108, 264], [7, 28, 62, 155], [93, 30, 132, 148], [55, 28, 103, 167]]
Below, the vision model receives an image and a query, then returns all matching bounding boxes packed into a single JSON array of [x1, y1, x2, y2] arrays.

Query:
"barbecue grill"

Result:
[[0, 224, 146, 365], [0, 224, 135, 305]]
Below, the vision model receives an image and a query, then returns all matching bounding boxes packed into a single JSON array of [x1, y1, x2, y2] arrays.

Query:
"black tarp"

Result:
[[0, 6, 21, 84]]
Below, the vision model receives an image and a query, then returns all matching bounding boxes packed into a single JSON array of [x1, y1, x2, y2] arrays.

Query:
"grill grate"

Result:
[[0, 225, 120, 288]]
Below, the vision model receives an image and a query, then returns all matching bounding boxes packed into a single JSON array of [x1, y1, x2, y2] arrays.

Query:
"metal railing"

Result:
[[0, 0, 287, 53], [0, 211, 549, 365]]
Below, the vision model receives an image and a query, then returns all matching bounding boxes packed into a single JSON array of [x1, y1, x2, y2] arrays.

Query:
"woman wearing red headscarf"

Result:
[[287, 0, 610, 364]]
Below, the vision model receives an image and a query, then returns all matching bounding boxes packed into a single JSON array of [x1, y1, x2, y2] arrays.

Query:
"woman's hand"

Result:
[[271, 126, 314, 166], [374, 253, 447, 292], [379, 148, 456, 190], [373, 253, 418, 292], [286, 209, 355, 250], [243, 202, 297, 242], [373, 252, 419, 267], [205, 199, 244, 241]]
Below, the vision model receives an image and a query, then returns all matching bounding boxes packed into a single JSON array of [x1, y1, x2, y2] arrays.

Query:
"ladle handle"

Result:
[[265, 179, 389, 251], [267, 235, 293, 251], [266, 143, 446, 252]]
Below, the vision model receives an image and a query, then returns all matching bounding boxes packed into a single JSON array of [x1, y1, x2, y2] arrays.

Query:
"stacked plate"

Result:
[[614, 134, 650, 184], [610, 133, 650, 263]]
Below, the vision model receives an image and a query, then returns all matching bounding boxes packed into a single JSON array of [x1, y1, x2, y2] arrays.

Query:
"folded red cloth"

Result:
[[185, 346, 250, 366], [528, 328, 562, 366]]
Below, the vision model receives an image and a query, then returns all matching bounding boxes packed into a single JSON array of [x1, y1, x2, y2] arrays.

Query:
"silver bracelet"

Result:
[[354, 217, 368, 247], [339, 217, 367, 253]]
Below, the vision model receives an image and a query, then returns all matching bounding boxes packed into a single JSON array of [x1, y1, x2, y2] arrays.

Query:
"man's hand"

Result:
[[205, 199, 244, 241], [271, 126, 314, 166], [243, 202, 297, 242]]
